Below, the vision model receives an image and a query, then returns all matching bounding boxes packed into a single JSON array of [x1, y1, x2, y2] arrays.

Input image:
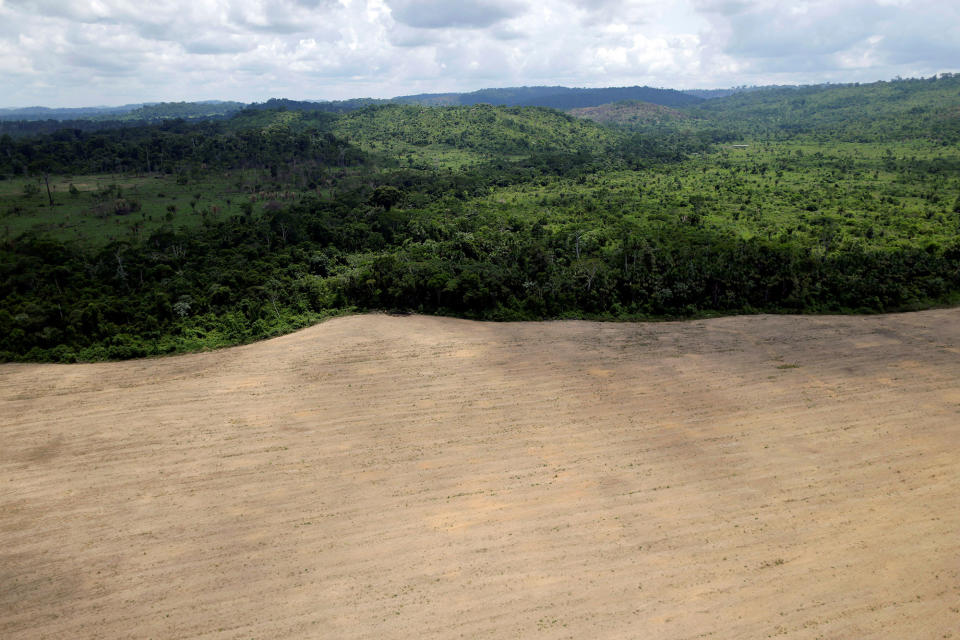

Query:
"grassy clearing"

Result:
[[0, 169, 309, 247]]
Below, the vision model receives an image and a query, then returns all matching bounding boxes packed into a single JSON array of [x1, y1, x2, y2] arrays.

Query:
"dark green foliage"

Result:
[[4, 186, 959, 362], [369, 186, 403, 210], [0, 102, 246, 138], [243, 98, 388, 113], [0, 119, 362, 176], [332, 103, 615, 158], [395, 85, 704, 109], [3, 75, 960, 362], [684, 74, 960, 143], [119, 101, 245, 121], [0, 101, 245, 123]]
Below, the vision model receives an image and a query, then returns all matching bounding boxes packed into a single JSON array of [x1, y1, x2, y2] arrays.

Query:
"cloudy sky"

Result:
[[1, 0, 958, 107]]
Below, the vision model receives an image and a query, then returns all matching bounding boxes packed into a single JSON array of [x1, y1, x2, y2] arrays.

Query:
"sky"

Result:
[[1, 0, 958, 107]]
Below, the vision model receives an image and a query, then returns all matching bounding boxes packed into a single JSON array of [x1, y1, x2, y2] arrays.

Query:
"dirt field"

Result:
[[2, 311, 959, 639]]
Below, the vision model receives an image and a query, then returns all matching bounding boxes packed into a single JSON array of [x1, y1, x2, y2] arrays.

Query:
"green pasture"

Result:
[[0, 169, 311, 247]]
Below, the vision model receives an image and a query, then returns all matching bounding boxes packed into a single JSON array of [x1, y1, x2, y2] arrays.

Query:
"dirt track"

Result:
[[2, 311, 959, 639]]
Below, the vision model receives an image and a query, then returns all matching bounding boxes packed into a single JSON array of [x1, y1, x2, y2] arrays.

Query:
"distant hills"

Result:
[[0, 104, 143, 121], [243, 98, 387, 114], [682, 85, 800, 100], [686, 75, 960, 142], [243, 86, 704, 114], [0, 86, 704, 122], [3, 76, 958, 146], [330, 102, 615, 160], [0, 100, 245, 122], [567, 101, 690, 126], [9, 80, 947, 125], [393, 85, 704, 109]]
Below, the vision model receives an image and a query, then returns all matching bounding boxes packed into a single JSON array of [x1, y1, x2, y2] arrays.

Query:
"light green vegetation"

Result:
[[0, 172, 266, 247], [222, 108, 338, 134], [470, 140, 960, 252], [567, 100, 690, 126], [684, 75, 960, 143], [331, 103, 616, 167], [4, 75, 960, 362]]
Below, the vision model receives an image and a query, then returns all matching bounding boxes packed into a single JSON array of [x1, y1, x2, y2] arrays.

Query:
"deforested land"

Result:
[[3, 74, 960, 638], [2, 311, 959, 638]]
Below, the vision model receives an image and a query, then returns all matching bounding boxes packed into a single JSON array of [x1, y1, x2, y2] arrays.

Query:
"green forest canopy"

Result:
[[2, 74, 960, 362]]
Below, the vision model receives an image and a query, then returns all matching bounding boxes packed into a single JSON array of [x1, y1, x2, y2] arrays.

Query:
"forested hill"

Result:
[[3, 74, 960, 362], [682, 85, 799, 100], [394, 85, 704, 109], [0, 105, 143, 121], [0, 101, 244, 123], [119, 101, 245, 121], [567, 101, 689, 126], [0, 87, 699, 135], [0, 101, 247, 138], [330, 104, 617, 157], [685, 74, 960, 142], [243, 98, 388, 113]]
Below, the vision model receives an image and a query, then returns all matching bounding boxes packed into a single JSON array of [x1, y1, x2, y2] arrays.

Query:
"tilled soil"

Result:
[[2, 311, 959, 639]]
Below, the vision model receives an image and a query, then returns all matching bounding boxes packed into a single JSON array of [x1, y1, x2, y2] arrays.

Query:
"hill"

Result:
[[330, 102, 618, 162], [389, 92, 461, 106], [3, 74, 960, 362], [117, 101, 245, 121], [567, 100, 690, 126], [0, 85, 702, 129], [0, 101, 245, 123], [686, 74, 960, 142], [3, 311, 959, 639], [395, 85, 704, 109], [243, 97, 388, 113], [0, 104, 144, 121], [682, 85, 800, 100], [0, 101, 247, 138]]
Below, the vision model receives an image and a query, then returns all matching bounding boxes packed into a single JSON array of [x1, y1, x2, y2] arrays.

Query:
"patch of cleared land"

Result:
[[2, 311, 959, 639]]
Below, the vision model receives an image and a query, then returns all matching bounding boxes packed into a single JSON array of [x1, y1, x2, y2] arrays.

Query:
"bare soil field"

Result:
[[2, 311, 959, 639]]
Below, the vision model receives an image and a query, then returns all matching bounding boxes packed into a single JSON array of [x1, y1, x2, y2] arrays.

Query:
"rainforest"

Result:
[[3, 75, 960, 362]]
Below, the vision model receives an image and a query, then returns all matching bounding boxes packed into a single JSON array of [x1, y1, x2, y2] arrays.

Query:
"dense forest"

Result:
[[394, 85, 704, 109], [2, 74, 960, 362], [0, 102, 247, 138]]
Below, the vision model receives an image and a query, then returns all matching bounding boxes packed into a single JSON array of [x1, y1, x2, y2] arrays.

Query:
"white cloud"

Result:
[[385, 0, 525, 29], [692, 0, 960, 83], [0, 0, 957, 106]]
